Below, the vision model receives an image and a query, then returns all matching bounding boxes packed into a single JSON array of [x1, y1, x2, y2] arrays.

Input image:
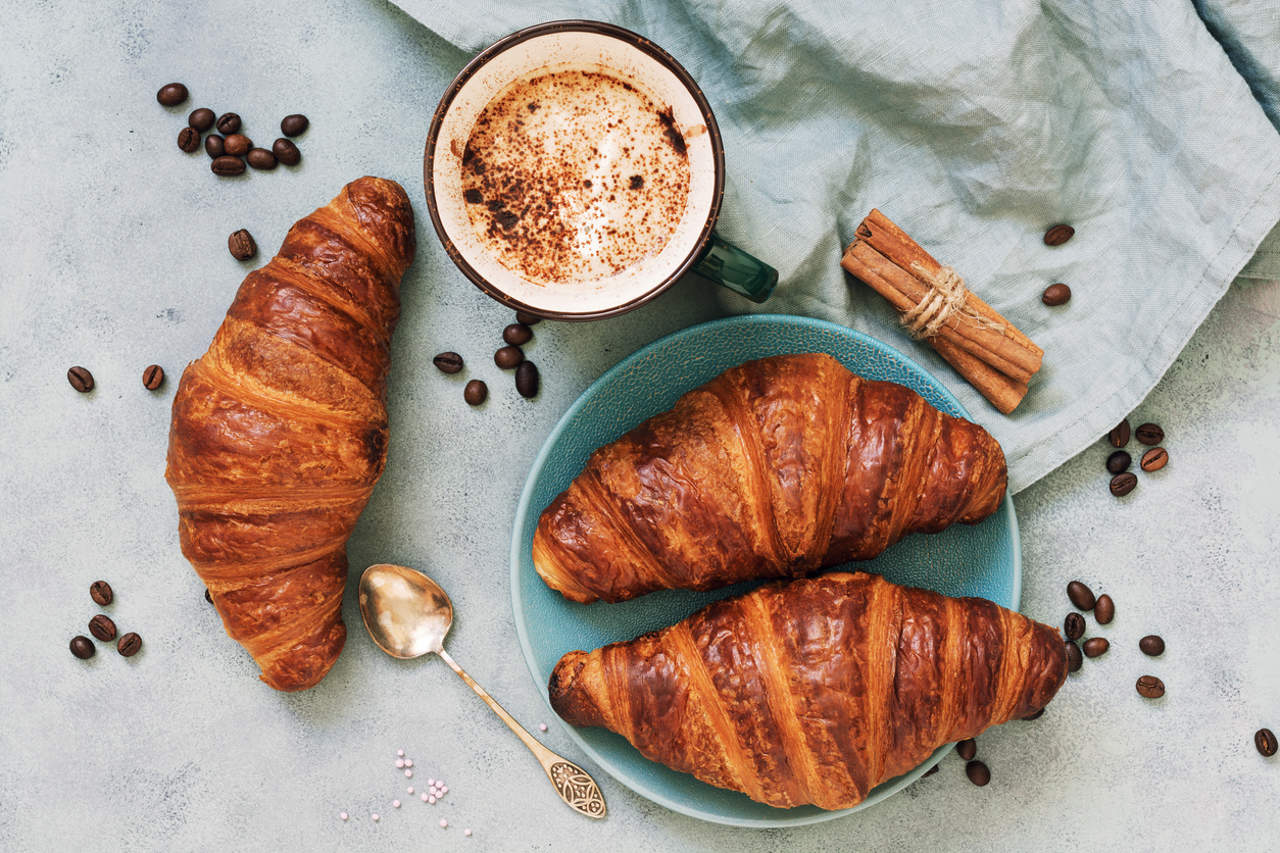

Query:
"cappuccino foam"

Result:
[[461, 69, 692, 286]]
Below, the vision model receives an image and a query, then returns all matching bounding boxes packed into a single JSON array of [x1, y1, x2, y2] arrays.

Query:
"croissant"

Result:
[[165, 176, 415, 692], [533, 353, 1007, 603], [550, 571, 1066, 810]]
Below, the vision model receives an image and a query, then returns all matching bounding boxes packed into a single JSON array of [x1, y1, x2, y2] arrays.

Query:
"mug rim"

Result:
[[423, 19, 727, 321]]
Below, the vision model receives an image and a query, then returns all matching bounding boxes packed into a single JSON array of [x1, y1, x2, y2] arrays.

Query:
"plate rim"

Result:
[[509, 313, 1021, 827]]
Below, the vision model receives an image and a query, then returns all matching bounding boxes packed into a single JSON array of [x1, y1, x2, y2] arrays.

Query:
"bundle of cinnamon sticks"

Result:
[[841, 210, 1043, 414]]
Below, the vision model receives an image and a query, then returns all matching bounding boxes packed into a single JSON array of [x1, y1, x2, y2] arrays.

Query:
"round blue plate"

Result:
[[510, 314, 1020, 827]]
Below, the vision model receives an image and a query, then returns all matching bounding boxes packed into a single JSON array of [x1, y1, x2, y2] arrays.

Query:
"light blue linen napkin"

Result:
[[389, 0, 1280, 491]]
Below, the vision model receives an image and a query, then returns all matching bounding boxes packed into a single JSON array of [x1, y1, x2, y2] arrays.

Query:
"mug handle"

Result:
[[692, 231, 778, 303]]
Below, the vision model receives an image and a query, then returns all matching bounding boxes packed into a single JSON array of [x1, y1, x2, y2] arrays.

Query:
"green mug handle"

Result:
[[692, 231, 778, 303]]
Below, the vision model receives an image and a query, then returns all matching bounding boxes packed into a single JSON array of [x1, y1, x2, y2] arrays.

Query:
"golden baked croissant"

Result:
[[550, 571, 1066, 810], [533, 353, 1006, 603], [165, 176, 415, 692]]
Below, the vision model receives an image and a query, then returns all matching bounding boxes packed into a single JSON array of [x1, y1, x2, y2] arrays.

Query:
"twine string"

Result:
[[901, 263, 1007, 340]]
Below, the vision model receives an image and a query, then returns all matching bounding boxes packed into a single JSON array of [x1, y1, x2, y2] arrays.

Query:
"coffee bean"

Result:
[[1105, 450, 1131, 474], [142, 364, 164, 390], [1043, 223, 1074, 246], [1139, 635, 1165, 656], [271, 138, 301, 166], [90, 580, 114, 606], [1065, 640, 1082, 673], [1082, 637, 1109, 658], [224, 133, 252, 157], [205, 134, 225, 158], [1135, 675, 1165, 699], [211, 155, 246, 176], [433, 352, 464, 374], [1140, 447, 1168, 472], [503, 323, 533, 346], [515, 361, 539, 399], [1135, 422, 1164, 445], [1041, 283, 1071, 306], [1109, 419, 1131, 448], [464, 379, 488, 406], [515, 310, 543, 326], [1256, 728, 1278, 757], [1064, 611, 1085, 640], [246, 148, 277, 170], [117, 632, 142, 657], [70, 636, 95, 659], [1067, 580, 1096, 611], [215, 112, 241, 135], [188, 107, 216, 131], [177, 126, 201, 153], [965, 760, 991, 787], [1023, 707, 1046, 721], [228, 229, 257, 261], [88, 614, 117, 642], [1110, 472, 1138, 496], [495, 345, 524, 369], [922, 765, 939, 778], [205, 588, 213, 604], [156, 83, 189, 107], [280, 114, 309, 137], [1093, 594, 1114, 624], [956, 739, 976, 761], [67, 365, 94, 393]]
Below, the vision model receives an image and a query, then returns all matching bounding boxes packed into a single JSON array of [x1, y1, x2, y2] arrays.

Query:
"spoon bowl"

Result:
[[358, 563, 453, 659]]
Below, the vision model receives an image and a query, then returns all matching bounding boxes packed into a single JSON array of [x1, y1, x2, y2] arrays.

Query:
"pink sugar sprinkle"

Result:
[[407, 787, 414, 794], [397, 749, 404, 757], [427, 778, 435, 786], [404, 769, 413, 778], [395, 759, 405, 768], [393, 800, 401, 808], [439, 819, 448, 829], [464, 828, 472, 837], [371, 814, 380, 822], [404, 759, 413, 768], [421, 793, 429, 802], [539, 723, 548, 732], [441, 786, 449, 794], [428, 795, 436, 804], [339, 812, 348, 821]]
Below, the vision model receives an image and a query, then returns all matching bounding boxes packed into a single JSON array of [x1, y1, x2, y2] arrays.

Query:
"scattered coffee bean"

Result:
[[271, 138, 301, 166], [205, 587, 213, 604], [156, 83, 189, 107], [211, 155, 246, 176], [464, 379, 488, 406], [188, 107, 216, 131], [495, 345, 524, 369], [280, 114, 309, 137], [515, 310, 543, 325], [1141, 447, 1168, 472], [1067, 580, 1096, 611], [246, 148, 277, 170], [956, 739, 977, 761], [515, 361, 539, 399], [1043, 224, 1074, 246], [1135, 422, 1164, 445], [1109, 419, 1131, 448], [117, 632, 142, 657], [1082, 637, 1109, 658], [965, 760, 991, 787], [1105, 450, 1131, 474], [90, 580, 114, 606], [142, 364, 165, 390], [67, 365, 94, 393], [1139, 635, 1165, 656], [503, 323, 533, 346], [1255, 728, 1278, 757], [922, 765, 939, 777], [1094, 594, 1115, 625], [1135, 675, 1165, 699], [433, 352, 464, 374], [1110, 472, 1138, 496], [88, 614, 117, 642], [224, 133, 252, 157], [205, 134, 225, 158], [1064, 611, 1085, 640], [228, 229, 257, 261], [1041, 283, 1071, 306], [70, 636, 95, 659], [177, 126, 201, 153], [215, 112, 241, 134], [1065, 640, 1083, 673], [1023, 708, 1046, 721]]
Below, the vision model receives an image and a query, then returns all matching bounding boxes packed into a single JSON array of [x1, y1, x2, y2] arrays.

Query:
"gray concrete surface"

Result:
[[1, 1, 1277, 850]]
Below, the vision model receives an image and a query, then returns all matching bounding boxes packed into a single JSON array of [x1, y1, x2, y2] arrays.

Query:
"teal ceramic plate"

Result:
[[510, 314, 1020, 827]]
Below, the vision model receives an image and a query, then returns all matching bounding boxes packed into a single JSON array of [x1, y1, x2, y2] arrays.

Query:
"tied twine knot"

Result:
[[900, 263, 1006, 340]]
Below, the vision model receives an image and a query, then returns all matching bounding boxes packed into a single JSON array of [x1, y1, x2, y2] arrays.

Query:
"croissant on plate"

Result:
[[165, 176, 415, 692], [533, 353, 1007, 603], [550, 571, 1066, 810]]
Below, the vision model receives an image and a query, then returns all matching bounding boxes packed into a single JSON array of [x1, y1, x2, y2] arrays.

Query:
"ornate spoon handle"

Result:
[[436, 648, 607, 819]]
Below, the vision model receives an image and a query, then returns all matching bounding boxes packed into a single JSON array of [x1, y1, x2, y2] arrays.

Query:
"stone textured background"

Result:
[[1, 1, 1276, 850]]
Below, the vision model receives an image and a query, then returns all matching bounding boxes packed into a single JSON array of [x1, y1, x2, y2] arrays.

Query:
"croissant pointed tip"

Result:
[[549, 650, 606, 728]]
